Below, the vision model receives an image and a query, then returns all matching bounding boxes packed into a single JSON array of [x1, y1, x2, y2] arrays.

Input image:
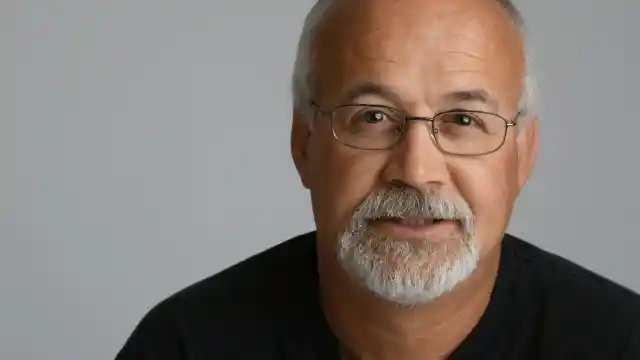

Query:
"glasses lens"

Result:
[[331, 105, 404, 149], [433, 111, 507, 155]]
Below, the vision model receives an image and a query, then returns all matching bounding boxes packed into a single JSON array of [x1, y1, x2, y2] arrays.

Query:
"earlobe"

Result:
[[517, 116, 540, 189], [291, 110, 312, 189]]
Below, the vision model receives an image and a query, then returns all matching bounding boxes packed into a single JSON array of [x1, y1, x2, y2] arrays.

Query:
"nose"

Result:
[[381, 120, 450, 190]]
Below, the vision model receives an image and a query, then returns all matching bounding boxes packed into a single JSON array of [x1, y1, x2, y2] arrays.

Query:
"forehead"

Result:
[[311, 0, 525, 112]]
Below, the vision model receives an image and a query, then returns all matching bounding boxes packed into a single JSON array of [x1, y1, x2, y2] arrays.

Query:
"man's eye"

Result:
[[362, 110, 387, 124], [452, 114, 476, 126]]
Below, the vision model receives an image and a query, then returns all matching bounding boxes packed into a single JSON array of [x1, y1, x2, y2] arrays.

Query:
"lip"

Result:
[[368, 218, 460, 241]]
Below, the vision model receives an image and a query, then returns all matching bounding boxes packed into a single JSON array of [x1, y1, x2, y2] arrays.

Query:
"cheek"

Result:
[[450, 155, 518, 251], [307, 138, 386, 236]]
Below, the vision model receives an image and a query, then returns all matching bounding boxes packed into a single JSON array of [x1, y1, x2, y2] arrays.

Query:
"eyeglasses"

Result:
[[311, 101, 519, 156]]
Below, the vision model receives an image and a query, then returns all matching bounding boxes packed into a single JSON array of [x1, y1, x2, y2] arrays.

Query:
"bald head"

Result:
[[292, 0, 535, 119]]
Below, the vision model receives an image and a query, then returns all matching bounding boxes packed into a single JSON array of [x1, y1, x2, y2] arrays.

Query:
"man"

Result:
[[115, 0, 640, 359]]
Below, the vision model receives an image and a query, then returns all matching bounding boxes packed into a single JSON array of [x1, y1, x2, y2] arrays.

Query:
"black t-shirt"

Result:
[[115, 232, 640, 359]]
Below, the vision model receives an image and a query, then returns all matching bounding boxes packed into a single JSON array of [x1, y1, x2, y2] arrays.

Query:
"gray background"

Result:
[[2, 0, 638, 359]]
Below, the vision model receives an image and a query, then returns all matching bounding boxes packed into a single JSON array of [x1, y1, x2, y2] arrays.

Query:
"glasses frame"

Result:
[[310, 100, 520, 156]]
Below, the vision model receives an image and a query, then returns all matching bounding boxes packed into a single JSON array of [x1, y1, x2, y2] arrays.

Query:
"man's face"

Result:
[[292, 0, 537, 305]]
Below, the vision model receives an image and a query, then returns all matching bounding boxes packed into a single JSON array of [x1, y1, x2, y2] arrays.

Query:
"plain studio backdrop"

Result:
[[2, 0, 639, 359]]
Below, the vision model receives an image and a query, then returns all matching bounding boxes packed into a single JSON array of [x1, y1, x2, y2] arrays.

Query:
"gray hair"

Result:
[[291, 0, 538, 122], [338, 186, 479, 305]]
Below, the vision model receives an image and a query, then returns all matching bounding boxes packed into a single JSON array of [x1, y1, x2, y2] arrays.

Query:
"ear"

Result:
[[516, 116, 540, 190], [291, 109, 313, 189]]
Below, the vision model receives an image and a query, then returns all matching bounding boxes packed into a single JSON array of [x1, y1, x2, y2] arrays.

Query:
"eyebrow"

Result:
[[441, 89, 499, 111], [337, 82, 404, 107], [335, 82, 499, 111]]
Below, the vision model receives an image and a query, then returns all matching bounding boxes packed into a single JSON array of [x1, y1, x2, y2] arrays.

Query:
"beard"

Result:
[[337, 186, 479, 306]]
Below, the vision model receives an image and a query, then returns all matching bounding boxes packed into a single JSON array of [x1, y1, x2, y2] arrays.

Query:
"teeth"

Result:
[[399, 218, 436, 226]]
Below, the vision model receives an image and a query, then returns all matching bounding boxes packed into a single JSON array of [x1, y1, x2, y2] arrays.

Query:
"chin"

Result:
[[337, 228, 481, 306]]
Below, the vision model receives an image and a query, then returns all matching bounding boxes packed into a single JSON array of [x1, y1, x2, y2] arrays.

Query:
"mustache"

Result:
[[353, 186, 474, 228]]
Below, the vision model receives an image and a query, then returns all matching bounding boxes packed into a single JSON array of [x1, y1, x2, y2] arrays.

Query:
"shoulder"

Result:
[[505, 233, 640, 312], [115, 231, 319, 360], [504, 233, 640, 357]]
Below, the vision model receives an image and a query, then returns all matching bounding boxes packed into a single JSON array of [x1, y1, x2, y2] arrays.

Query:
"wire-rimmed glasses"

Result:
[[311, 101, 519, 156]]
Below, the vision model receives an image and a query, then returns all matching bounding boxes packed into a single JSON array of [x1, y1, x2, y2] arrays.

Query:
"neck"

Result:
[[318, 244, 502, 360]]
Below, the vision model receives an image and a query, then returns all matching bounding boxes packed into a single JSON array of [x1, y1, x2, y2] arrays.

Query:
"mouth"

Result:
[[366, 216, 458, 240], [370, 216, 447, 225]]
